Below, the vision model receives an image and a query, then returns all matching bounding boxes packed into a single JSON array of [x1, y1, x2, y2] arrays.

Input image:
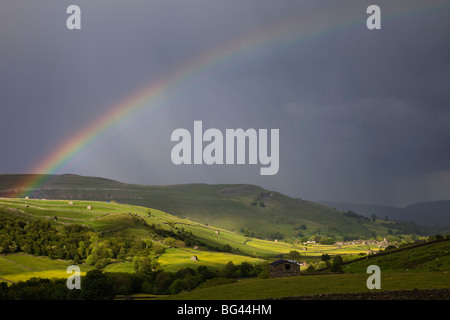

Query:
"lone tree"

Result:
[[330, 255, 344, 273], [333, 255, 344, 265], [286, 250, 301, 261], [321, 254, 331, 262]]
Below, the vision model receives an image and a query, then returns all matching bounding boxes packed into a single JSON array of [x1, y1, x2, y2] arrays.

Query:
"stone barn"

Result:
[[269, 259, 301, 278]]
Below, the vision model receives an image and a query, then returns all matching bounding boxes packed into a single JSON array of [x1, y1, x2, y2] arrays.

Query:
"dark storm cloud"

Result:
[[0, 0, 449, 206]]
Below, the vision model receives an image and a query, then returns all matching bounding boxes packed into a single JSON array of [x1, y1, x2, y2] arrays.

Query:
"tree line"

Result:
[[0, 261, 270, 300]]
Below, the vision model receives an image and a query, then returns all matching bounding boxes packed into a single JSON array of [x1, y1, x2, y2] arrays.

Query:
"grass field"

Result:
[[0, 254, 93, 283], [157, 271, 450, 300], [103, 261, 134, 273], [156, 248, 264, 272], [102, 248, 265, 273]]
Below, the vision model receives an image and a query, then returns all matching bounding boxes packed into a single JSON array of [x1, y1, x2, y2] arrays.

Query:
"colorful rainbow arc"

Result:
[[11, 2, 449, 198]]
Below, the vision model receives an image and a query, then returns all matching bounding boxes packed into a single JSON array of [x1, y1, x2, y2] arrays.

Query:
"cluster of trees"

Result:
[[250, 192, 271, 208], [0, 217, 92, 259], [150, 224, 201, 248], [250, 199, 266, 207], [267, 232, 284, 241], [343, 210, 369, 220], [0, 262, 270, 300], [427, 234, 450, 241], [242, 228, 255, 237], [318, 254, 344, 272], [0, 216, 163, 269]]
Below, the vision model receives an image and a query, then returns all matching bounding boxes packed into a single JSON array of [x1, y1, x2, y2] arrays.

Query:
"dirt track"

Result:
[[272, 288, 450, 300]]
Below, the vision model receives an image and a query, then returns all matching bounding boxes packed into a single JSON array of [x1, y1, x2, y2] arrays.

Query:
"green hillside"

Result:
[[163, 272, 450, 300], [0, 197, 386, 282], [0, 197, 268, 285], [342, 239, 450, 273], [0, 197, 380, 262], [158, 240, 450, 300], [0, 174, 424, 240], [0, 197, 447, 300]]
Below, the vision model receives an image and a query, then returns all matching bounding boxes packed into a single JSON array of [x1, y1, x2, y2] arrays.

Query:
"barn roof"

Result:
[[269, 259, 299, 267]]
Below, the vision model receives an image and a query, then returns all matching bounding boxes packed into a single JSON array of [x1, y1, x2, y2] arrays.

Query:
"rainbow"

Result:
[[11, 2, 449, 198]]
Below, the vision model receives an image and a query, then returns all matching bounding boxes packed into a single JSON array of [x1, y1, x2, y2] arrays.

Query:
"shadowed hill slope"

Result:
[[0, 174, 425, 239]]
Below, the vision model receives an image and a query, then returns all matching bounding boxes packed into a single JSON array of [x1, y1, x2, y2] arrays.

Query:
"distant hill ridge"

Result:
[[320, 200, 450, 231], [0, 174, 426, 239]]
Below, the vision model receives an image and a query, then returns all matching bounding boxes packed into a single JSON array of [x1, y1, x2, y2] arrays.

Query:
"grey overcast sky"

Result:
[[1, 0, 450, 207]]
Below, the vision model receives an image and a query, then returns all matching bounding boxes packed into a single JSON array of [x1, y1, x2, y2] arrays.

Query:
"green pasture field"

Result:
[[0, 197, 382, 262], [103, 261, 135, 273], [0, 253, 93, 284], [158, 271, 450, 300], [104, 247, 265, 273], [156, 248, 264, 272]]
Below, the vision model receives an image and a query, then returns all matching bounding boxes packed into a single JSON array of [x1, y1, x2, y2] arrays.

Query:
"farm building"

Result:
[[269, 259, 301, 278]]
